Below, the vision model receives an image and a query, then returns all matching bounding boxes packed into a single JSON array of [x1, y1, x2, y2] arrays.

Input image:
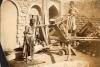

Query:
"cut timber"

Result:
[[47, 48, 56, 64]]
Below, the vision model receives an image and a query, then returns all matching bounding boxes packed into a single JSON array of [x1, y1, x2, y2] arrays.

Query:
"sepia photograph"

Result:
[[0, 0, 100, 67]]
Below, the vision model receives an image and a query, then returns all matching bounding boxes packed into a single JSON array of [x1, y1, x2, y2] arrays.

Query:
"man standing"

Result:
[[66, 1, 79, 61], [67, 1, 78, 36], [23, 15, 36, 62]]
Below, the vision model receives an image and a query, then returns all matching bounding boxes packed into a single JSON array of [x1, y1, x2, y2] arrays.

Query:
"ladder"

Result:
[[50, 16, 100, 61]]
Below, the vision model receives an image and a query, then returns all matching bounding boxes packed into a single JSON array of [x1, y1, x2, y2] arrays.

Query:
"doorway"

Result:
[[1, 1, 18, 50]]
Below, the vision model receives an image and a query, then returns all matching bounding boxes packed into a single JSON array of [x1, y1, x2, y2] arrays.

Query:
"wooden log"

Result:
[[46, 48, 56, 64]]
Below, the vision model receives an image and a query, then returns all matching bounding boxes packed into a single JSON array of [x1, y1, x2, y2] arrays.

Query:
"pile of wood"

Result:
[[76, 41, 100, 57], [76, 22, 100, 57], [77, 22, 100, 37]]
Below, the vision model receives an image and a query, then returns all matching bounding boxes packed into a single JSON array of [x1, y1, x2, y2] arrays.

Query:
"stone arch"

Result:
[[1, 0, 19, 50], [49, 5, 59, 19], [27, 4, 42, 24], [2, 0, 20, 16], [29, 5, 44, 40], [29, 5, 42, 17], [31, 5, 42, 16]]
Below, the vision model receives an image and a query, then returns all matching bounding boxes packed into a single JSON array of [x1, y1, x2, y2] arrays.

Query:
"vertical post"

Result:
[[42, 0, 56, 63], [45, 0, 49, 46], [59, 1, 61, 16], [42, 0, 49, 45], [42, 0, 45, 24], [41, 0, 48, 45]]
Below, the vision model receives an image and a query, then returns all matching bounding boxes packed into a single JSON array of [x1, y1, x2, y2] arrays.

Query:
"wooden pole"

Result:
[[45, 0, 49, 46], [41, 0, 48, 45]]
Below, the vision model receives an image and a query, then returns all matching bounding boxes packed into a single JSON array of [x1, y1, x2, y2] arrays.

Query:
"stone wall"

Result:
[[1, 0, 61, 50], [1, 0, 43, 50], [76, 17, 100, 32], [16, 0, 43, 46], [1, 0, 100, 50], [61, 0, 100, 32], [61, 0, 100, 18]]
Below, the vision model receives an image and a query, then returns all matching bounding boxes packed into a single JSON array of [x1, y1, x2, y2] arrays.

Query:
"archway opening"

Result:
[[29, 5, 42, 19], [49, 5, 59, 19], [29, 5, 44, 41], [1, 1, 18, 50], [31, 5, 42, 16]]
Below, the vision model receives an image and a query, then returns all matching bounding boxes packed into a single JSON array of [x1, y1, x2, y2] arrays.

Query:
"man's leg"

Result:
[[67, 41, 72, 61], [66, 33, 72, 61], [30, 37, 34, 61]]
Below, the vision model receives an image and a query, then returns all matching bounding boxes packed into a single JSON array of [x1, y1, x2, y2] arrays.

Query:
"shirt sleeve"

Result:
[[24, 25, 29, 34]]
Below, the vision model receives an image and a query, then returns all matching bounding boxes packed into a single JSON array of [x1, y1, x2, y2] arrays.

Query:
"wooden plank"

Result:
[[50, 38, 100, 41]]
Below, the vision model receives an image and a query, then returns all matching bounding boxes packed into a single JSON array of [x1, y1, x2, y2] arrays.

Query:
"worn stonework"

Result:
[[1, 0, 100, 50], [1, 0, 61, 49]]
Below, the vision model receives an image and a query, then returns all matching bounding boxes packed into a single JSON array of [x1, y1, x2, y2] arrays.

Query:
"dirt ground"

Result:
[[9, 50, 100, 67]]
